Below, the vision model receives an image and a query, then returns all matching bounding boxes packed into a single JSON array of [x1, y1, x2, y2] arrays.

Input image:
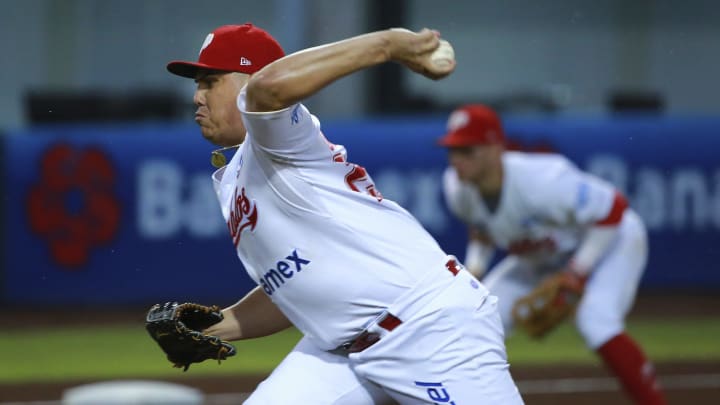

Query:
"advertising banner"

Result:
[[2, 115, 718, 304]]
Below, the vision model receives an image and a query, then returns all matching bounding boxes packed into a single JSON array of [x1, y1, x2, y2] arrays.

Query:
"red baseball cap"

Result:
[[437, 104, 505, 147], [167, 23, 285, 78]]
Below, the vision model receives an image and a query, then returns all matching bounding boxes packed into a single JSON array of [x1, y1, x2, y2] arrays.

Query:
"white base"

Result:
[[62, 380, 204, 405]]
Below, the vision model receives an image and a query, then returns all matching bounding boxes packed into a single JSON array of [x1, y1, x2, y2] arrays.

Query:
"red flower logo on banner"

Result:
[[27, 144, 121, 267]]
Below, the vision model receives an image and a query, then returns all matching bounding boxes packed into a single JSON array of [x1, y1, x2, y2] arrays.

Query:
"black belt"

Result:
[[338, 259, 460, 354]]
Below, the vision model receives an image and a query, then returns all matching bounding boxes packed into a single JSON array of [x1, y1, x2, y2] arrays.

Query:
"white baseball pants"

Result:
[[245, 269, 524, 404]]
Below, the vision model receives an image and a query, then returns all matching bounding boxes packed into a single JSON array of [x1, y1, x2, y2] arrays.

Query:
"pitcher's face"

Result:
[[193, 71, 249, 146]]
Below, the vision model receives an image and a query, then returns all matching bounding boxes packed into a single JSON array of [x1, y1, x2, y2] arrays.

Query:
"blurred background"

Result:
[[1, 0, 719, 403], [3, 0, 720, 128]]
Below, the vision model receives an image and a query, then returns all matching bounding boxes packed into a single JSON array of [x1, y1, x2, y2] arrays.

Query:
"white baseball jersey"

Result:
[[443, 151, 647, 351], [212, 87, 451, 350], [443, 151, 619, 267]]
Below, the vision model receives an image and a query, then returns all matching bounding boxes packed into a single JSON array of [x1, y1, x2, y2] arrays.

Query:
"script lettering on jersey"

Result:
[[414, 381, 456, 404], [508, 237, 556, 255], [261, 249, 311, 295], [321, 135, 383, 201], [344, 164, 383, 201], [227, 186, 258, 247]]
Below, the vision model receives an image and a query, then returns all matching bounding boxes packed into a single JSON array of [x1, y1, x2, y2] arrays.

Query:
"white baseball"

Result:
[[431, 40, 455, 68]]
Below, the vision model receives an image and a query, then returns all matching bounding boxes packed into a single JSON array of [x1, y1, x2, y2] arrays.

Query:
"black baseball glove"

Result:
[[145, 301, 236, 371]]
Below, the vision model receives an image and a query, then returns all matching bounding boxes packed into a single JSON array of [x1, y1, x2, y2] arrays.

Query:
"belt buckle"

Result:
[[346, 331, 381, 353], [341, 311, 401, 354]]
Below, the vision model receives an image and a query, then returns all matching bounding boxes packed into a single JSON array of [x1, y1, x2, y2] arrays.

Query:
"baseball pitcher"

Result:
[[147, 25, 524, 404]]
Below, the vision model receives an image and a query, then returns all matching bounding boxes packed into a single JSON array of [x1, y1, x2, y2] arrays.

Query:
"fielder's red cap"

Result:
[[167, 23, 285, 78], [437, 104, 505, 147]]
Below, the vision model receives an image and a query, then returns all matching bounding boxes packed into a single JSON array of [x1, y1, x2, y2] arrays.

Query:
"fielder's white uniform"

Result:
[[211, 87, 524, 404], [443, 152, 647, 349]]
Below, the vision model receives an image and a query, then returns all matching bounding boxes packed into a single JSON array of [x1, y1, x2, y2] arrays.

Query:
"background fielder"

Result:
[[439, 104, 667, 405]]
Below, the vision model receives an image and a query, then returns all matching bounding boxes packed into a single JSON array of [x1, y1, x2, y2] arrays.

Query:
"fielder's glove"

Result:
[[511, 271, 588, 339], [145, 302, 236, 371]]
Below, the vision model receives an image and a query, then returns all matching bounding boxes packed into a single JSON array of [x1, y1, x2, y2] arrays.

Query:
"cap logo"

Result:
[[199, 33, 214, 56], [447, 110, 469, 131], [240, 57, 252, 66]]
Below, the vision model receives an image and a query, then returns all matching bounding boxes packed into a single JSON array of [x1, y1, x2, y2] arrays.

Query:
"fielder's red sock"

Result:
[[596, 333, 667, 405]]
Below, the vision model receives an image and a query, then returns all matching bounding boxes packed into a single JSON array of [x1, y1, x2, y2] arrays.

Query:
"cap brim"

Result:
[[166, 61, 222, 78], [437, 133, 475, 148]]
